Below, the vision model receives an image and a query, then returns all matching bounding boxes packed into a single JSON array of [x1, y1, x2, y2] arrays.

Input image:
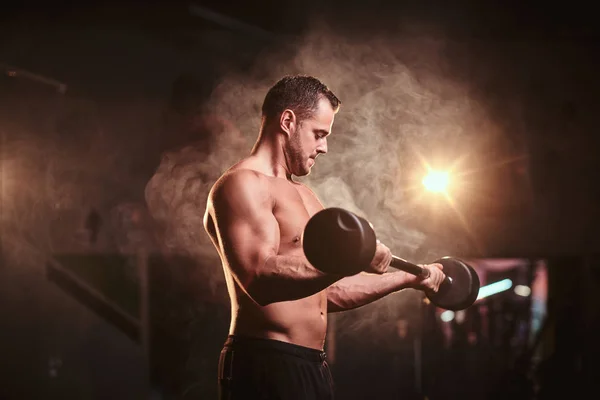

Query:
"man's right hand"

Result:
[[365, 241, 393, 274]]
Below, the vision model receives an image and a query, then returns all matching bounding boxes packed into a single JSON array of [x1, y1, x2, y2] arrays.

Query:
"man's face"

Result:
[[285, 97, 335, 177]]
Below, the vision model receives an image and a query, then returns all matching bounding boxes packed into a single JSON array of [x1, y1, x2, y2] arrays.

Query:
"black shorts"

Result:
[[218, 335, 335, 400]]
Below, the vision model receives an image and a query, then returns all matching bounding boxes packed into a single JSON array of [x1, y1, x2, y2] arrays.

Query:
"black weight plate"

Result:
[[302, 208, 377, 276], [427, 257, 480, 310]]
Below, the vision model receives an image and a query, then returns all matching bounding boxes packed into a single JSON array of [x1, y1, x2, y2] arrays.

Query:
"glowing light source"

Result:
[[476, 278, 513, 300], [455, 310, 466, 324], [514, 285, 531, 297], [440, 310, 455, 322], [422, 170, 450, 193]]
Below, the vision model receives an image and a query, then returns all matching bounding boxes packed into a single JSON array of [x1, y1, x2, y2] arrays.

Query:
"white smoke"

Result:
[[143, 26, 499, 336]]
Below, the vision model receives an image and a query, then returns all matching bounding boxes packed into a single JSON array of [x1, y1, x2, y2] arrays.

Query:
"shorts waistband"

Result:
[[223, 335, 327, 363]]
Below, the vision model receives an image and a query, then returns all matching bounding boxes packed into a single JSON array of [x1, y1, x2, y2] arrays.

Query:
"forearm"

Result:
[[247, 253, 341, 306], [326, 270, 416, 312]]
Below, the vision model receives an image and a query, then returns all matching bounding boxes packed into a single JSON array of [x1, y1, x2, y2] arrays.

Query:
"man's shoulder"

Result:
[[218, 167, 267, 187], [209, 167, 270, 202]]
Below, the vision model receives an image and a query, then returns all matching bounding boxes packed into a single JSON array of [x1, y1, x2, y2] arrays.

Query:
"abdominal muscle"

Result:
[[229, 277, 329, 351]]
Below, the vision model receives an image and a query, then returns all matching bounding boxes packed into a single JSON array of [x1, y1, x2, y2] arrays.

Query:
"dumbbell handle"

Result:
[[391, 256, 429, 278], [391, 256, 453, 284]]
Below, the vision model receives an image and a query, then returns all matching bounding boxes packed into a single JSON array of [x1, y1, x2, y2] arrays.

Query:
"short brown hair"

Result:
[[261, 75, 341, 123]]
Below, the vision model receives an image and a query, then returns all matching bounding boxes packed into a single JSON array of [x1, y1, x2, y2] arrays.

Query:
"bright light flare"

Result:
[[422, 170, 450, 193]]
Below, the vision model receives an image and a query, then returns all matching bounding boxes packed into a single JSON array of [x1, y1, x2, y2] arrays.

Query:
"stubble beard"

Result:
[[286, 134, 309, 177]]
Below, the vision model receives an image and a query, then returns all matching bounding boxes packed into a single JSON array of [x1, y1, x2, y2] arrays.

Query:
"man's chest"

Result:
[[271, 181, 322, 246]]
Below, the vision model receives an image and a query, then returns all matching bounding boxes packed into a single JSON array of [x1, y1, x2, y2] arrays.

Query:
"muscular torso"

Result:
[[205, 166, 327, 350]]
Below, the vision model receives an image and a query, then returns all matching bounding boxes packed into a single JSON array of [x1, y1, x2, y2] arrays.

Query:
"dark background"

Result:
[[1, 1, 599, 399]]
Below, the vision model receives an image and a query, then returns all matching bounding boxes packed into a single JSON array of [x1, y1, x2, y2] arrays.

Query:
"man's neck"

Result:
[[250, 134, 292, 180]]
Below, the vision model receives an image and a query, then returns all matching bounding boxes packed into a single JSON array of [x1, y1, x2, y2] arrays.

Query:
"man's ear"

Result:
[[280, 109, 297, 137]]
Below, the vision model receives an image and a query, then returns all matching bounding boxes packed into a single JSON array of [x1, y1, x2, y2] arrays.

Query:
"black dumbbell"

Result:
[[302, 207, 480, 311]]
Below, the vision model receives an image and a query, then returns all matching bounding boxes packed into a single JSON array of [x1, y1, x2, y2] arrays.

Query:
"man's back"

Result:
[[203, 157, 329, 350]]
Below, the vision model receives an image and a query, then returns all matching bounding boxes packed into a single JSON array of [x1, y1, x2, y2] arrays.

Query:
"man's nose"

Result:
[[317, 139, 328, 155]]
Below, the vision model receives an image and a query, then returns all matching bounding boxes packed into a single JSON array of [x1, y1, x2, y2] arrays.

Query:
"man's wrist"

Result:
[[390, 269, 419, 290]]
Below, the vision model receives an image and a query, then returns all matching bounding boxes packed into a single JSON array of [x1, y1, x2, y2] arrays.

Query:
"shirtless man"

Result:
[[203, 75, 446, 399]]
